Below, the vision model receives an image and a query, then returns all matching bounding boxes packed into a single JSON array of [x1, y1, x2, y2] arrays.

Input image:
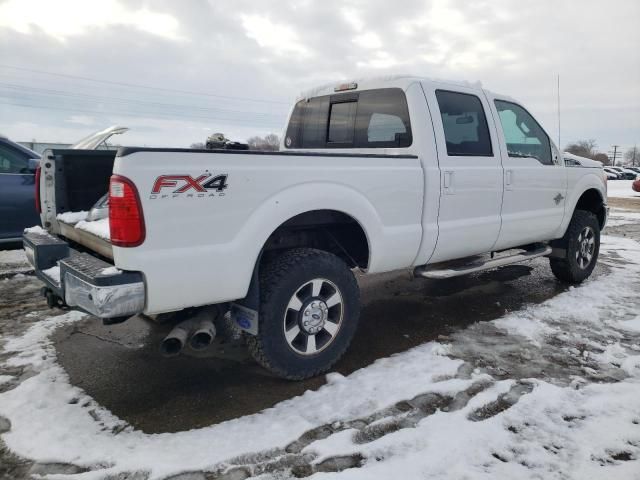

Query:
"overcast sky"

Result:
[[0, 0, 638, 154]]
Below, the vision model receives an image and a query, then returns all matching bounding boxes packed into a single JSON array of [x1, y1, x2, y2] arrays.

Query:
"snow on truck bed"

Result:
[[74, 218, 110, 240], [56, 211, 111, 241]]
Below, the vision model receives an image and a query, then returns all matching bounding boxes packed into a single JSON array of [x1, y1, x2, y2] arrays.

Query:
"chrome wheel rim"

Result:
[[576, 226, 595, 270], [283, 278, 343, 355]]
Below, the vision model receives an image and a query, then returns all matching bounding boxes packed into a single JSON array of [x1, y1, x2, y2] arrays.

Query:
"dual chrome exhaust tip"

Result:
[[160, 306, 219, 357]]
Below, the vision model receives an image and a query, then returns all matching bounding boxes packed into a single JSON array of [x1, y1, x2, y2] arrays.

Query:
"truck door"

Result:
[[423, 84, 504, 263], [485, 95, 567, 250]]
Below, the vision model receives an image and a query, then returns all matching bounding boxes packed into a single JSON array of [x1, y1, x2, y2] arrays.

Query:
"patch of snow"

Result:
[[606, 209, 640, 227], [0, 249, 29, 275], [607, 180, 640, 199], [0, 375, 13, 385], [99, 266, 122, 276], [0, 250, 26, 265], [23, 225, 46, 234], [616, 316, 640, 333], [56, 210, 88, 224], [75, 218, 110, 240], [42, 265, 60, 284]]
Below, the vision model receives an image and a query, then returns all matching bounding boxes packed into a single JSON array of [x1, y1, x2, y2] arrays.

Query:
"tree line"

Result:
[[190, 134, 280, 151], [565, 139, 639, 166]]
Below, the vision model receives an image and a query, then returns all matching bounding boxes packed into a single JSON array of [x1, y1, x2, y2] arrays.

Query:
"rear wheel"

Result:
[[550, 210, 600, 284], [247, 248, 360, 380]]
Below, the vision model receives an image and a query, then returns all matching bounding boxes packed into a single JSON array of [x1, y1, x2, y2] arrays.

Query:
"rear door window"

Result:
[[435, 90, 493, 156], [284, 88, 412, 149]]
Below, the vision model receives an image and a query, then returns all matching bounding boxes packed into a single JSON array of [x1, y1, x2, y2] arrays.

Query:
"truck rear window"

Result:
[[285, 88, 412, 149]]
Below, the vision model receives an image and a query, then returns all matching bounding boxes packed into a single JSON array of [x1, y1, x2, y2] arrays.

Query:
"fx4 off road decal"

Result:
[[149, 173, 228, 199]]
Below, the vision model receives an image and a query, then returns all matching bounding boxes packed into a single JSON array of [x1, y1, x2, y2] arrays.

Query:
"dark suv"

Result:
[[0, 136, 41, 245]]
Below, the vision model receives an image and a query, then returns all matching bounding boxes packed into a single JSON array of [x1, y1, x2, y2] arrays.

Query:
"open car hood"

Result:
[[71, 125, 129, 150]]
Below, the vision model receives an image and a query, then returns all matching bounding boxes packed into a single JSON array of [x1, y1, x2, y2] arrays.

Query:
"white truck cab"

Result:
[[25, 76, 608, 379]]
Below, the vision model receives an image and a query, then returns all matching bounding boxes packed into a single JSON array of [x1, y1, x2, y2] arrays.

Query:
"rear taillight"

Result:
[[34, 165, 41, 213], [109, 174, 145, 247]]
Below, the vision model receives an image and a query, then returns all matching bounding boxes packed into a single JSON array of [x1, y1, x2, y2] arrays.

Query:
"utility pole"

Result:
[[608, 145, 621, 166], [631, 145, 638, 167], [557, 74, 561, 149]]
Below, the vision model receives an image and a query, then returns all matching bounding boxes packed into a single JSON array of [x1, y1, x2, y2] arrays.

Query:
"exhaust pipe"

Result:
[[160, 320, 192, 357], [160, 306, 219, 357], [189, 317, 217, 351]]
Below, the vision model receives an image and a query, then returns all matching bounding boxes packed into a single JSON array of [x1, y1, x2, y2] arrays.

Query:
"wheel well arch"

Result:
[[575, 188, 606, 228], [260, 209, 370, 270]]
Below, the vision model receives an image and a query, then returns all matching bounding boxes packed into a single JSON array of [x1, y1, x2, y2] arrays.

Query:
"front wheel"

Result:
[[246, 248, 360, 380], [549, 210, 600, 284]]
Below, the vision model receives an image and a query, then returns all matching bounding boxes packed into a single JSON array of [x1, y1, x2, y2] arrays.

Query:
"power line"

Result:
[[0, 64, 290, 105], [0, 100, 284, 128], [0, 82, 285, 119]]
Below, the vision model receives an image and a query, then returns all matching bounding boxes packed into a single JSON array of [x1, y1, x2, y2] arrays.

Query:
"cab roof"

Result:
[[298, 75, 484, 101]]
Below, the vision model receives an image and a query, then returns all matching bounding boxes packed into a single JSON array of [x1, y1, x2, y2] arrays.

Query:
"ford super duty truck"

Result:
[[24, 76, 608, 379]]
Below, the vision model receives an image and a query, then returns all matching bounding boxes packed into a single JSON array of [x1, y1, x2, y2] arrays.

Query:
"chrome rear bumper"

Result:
[[23, 230, 145, 319]]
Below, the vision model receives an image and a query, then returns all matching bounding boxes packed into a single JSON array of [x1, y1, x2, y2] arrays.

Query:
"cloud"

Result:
[[0, 0, 638, 150], [0, 0, 183, 41], [67, 115, 95, 126], [241, 14, 311, 57]]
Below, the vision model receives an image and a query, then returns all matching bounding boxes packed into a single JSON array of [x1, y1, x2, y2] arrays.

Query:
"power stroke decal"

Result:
[[149, 173, 228, 199]]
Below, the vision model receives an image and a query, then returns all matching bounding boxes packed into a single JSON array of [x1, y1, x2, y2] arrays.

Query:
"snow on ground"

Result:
[[608, 180, 640, 199], [0, 250, 26, 266], [1, 227, 640, 478], [0, 249, 29, 276], [57, 211, 88, 224], [75, 218, 110, 240], [606, 209, 640, 227]]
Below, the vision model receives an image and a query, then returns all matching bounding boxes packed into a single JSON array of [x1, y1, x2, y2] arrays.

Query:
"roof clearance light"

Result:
[[334, 82, 358, 92]]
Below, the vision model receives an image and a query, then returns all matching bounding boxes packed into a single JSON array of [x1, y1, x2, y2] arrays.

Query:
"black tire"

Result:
[[549, 210, 600, 284], [246, 248, 360, 380]]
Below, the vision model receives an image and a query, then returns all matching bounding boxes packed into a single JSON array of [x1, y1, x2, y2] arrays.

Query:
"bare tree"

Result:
[[624, 145, 639, 166], [190, 142, 205, 149], [565, 139, 598, 159], [592, 153, 610, 166], [247, 134, 280, 151]]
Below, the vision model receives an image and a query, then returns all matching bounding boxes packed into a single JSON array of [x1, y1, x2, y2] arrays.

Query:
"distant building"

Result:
[[18, 141, 72, 155]]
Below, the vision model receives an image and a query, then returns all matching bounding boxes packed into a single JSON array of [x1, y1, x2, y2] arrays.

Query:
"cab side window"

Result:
[[494, 100, 552, 165], [0, 144, 29, 174], [435, 90, 493, 156]]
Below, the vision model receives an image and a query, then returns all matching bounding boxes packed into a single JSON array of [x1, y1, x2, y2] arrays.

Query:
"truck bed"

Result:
[[58, 219, 113, 259]]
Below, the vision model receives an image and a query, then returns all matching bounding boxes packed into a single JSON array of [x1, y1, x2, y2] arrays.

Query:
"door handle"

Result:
[[505, 170, 513, 191], [443, 171, 454, 194]]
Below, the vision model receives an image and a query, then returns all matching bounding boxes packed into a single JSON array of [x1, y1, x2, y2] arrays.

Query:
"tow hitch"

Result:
[[41, 287, 67, 309]]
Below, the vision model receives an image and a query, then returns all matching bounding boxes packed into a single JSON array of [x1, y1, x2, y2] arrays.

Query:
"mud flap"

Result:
[[230, 303, 259, 335], [230, 259, 260, 335]]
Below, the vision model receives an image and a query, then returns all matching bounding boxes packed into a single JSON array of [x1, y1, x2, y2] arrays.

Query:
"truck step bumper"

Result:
[[23, 231, 145, 319]]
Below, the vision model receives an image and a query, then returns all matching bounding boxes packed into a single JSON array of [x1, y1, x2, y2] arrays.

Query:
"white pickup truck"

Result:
[[24, 76, 608, 379]]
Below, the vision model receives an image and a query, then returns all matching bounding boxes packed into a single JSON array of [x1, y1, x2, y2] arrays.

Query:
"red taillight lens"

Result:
[[109, 174, 145, 247], [34, 165, 41, 213]]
